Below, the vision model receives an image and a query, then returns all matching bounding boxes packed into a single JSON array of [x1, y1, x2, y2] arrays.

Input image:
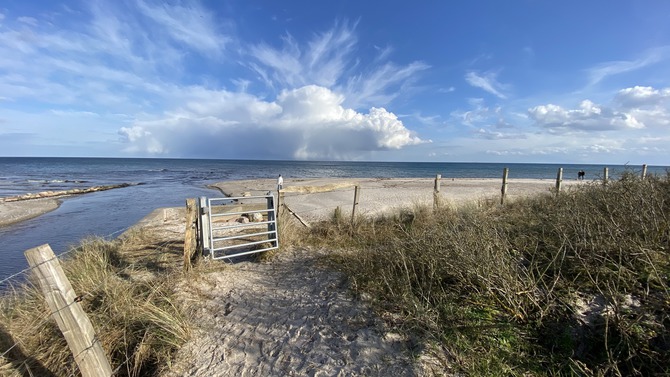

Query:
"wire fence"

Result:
[[274, 169, 627, 223], [1, 166, 655, 375], [0, 222, 141, 376], [0, 224, 135, 291], [277, 179, 439, 223]]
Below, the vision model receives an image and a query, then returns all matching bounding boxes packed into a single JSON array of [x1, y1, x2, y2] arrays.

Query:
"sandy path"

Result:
[[165, 248, 417, 377]]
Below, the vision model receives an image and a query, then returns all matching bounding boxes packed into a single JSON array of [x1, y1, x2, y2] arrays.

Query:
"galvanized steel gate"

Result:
[[198, 194, 278, 260]]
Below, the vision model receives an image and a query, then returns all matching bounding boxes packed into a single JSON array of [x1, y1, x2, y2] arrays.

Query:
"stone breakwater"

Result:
[[0, 183, 133, 203]]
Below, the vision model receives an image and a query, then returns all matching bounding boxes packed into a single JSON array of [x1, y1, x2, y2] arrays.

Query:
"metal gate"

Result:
[[199, 194, 278, 260]]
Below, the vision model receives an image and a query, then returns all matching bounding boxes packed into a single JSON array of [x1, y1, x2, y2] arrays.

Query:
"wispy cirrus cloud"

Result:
[[248, 20, 429, 109], [586, 46, 670, 86], [465, 70, 508, 99], [249, 21, 357, 89], [136, 0, 230, 56]]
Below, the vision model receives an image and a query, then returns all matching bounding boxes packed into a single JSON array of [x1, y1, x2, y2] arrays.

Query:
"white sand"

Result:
[[211, 177, 585, 221]]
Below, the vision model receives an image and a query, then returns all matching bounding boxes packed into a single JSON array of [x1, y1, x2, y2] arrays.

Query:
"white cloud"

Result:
[[451, 98, 487, 126], [0, 7, 427, 160], [136, 0, 229, 56], [249, 22, 356, 89], [118, 85, 424, 159], [587, 46, 670, 86], [17, 16, 38, 26], [474, 128, 526, 140], [529, 99, 645, 133], [465, 70, 508, 99], [615, 86, 670, 108], [530, 85, 670, 135], [248, 21, 429, 109], [344, 61, 429, 109]]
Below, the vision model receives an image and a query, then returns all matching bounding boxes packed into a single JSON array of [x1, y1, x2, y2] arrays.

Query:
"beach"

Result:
[[0, 178, 584, 229], [211, 177, 584, 221], [0, 177, 591, 375]]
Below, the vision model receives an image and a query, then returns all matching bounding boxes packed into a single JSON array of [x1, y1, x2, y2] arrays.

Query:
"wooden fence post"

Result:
[[555, 167, 563, 194], [183, 198, 197, 272], [433, 174, 441, 210], [351, 185, 360, 224], [278, 191, 285, 217], [641, 164, 648, 180], [501, 168, 509, 205], [24, 244, 113, 377], [603, 167, 609, 185]]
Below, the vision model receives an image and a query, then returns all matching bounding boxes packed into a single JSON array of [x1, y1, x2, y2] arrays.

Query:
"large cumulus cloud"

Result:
[[118, 85, 424, 159]]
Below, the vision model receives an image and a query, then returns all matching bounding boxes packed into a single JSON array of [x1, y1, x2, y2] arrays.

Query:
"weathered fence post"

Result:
[[24, 244, 113, 377], [351, 185, 360, 224], [501, 168, 509, 205], [183, 198, 197, 272], [433, 174, 441, 210], [603, 167, 609, 185], [278, 190, 285, 217], [555, 168, 563, 194], [199, 196, 210, 255], [641, 164, 648, 180]]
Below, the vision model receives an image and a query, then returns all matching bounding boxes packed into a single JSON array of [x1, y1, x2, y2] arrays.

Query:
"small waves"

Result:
[[26, 179, 89, 184]]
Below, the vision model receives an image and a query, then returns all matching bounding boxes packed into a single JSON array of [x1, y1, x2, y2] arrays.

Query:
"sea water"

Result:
[[0, 157, 666, 280]]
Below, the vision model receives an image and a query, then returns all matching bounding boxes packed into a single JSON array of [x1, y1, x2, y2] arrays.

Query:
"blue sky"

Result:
[[1, 1, 669, 164]]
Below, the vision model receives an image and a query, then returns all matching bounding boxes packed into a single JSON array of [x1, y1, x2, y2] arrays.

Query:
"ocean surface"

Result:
[[1, 157, 666, 281]]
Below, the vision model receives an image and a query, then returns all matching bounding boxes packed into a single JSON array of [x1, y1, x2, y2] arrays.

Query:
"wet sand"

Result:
[[0, 198, 60, 227]]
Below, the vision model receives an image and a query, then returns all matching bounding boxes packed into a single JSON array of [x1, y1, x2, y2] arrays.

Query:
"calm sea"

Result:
[[0, 157, 666, 280]]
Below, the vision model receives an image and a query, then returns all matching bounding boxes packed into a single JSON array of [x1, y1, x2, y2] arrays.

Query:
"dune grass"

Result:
[[0, 231, 191, 377], [1, 173, 667, 376], [292, 172, 670, 376]]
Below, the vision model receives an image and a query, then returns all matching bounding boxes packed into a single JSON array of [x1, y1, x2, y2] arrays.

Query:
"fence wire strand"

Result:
[[0, 221, 136, 375]]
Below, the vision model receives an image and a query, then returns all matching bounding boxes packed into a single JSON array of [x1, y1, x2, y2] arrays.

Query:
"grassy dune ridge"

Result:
[[295, 172, 670, 375]]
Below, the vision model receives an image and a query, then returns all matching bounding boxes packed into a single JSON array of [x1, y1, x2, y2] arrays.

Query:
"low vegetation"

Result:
[[1, 172, 667, 376], [293, 172, 670, 376], [0, 231, 190, 377]]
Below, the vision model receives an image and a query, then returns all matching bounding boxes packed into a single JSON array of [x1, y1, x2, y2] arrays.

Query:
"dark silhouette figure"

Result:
[[578, 170, 585, 180]]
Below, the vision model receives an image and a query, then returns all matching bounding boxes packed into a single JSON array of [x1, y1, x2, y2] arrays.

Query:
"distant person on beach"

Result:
[[277, 174, 283, 191], [578, 170, 585, 180]]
